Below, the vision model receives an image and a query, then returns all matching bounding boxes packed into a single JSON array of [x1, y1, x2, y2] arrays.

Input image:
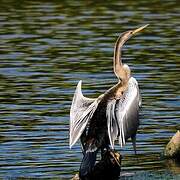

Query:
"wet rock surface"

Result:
[[164, 131, 180, 160]]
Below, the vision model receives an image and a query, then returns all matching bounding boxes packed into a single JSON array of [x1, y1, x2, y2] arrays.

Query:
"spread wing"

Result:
[[107, 77, 141, 149], [69, 80, 101, 148]]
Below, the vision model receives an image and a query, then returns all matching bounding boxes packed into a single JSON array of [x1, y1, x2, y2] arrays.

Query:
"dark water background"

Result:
[[0, 0, 179, 179]]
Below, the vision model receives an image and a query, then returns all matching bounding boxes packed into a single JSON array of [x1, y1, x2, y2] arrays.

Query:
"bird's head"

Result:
[[119, 24, 149, 44], [114, 24, 149, 82]]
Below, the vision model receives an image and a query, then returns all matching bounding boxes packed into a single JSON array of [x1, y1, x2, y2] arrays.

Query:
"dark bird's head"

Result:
[[113, 24, 149, 82]]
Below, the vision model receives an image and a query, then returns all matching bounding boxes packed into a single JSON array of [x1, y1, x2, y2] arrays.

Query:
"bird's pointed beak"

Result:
[[110, 151, 121, 167], [132, 24, 149, 35]]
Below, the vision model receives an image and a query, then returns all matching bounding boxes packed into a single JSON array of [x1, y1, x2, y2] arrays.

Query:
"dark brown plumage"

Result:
[[72, 150, 122, 180]]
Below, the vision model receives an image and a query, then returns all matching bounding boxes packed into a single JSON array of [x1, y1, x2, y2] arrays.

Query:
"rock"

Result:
[[164, 131, 180, 159], [166, 159, 180, 174], [72, 150, 122, 180]]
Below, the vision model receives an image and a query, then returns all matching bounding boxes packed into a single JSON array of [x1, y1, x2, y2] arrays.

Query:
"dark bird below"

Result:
[[70, 24, 148, 179], [72, 150, 122, 180]]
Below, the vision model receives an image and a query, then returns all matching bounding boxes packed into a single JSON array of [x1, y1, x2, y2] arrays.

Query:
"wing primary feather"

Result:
[[107, 99, 119, 149], [107, 77, 140, 149], [70, 80, 102, 148]]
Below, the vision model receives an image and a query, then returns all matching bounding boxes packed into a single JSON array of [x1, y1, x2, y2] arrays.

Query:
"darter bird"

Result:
[[70, 24, 148, 179]]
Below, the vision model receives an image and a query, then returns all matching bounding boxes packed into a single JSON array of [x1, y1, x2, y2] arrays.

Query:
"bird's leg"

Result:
[[131, 135, 137, 155]]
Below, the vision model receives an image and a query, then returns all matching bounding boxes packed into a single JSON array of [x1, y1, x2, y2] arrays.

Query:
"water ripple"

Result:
[[0, 0, 179, 179]]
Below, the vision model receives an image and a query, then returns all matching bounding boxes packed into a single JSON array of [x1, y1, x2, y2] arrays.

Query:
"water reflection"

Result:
[[166, 159, 180, 175], [0, 0, 179, 179]]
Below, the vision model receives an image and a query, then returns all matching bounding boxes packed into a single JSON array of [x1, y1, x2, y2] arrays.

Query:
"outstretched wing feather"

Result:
[[107, 77, 140, 149], [70, 81, 100, 148]]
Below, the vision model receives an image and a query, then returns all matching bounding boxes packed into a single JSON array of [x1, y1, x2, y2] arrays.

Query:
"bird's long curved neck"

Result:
[[114, 36, 123, 69], [113, 35, 127, 82]]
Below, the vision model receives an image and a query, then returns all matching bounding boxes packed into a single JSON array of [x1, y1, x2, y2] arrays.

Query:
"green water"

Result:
[[0, 0, 179, 179]]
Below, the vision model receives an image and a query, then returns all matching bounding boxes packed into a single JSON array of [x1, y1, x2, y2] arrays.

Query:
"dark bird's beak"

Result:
[[110, 151, 121, 167], [132, 24, 149, 35]]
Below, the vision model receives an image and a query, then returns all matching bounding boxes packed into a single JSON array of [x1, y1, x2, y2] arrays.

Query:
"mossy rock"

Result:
[[164, 131, 180, 159]]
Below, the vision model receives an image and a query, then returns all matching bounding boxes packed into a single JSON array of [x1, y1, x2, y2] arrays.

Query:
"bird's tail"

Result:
[[79, 151, 97, 178]]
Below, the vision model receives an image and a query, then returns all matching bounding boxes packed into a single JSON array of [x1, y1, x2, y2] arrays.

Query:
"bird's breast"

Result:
[[102, 82, 128, 101]]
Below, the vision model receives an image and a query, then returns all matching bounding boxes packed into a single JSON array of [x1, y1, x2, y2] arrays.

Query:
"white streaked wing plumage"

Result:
[[107, 77, 141, 149], [69, 80, 100, 148]]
